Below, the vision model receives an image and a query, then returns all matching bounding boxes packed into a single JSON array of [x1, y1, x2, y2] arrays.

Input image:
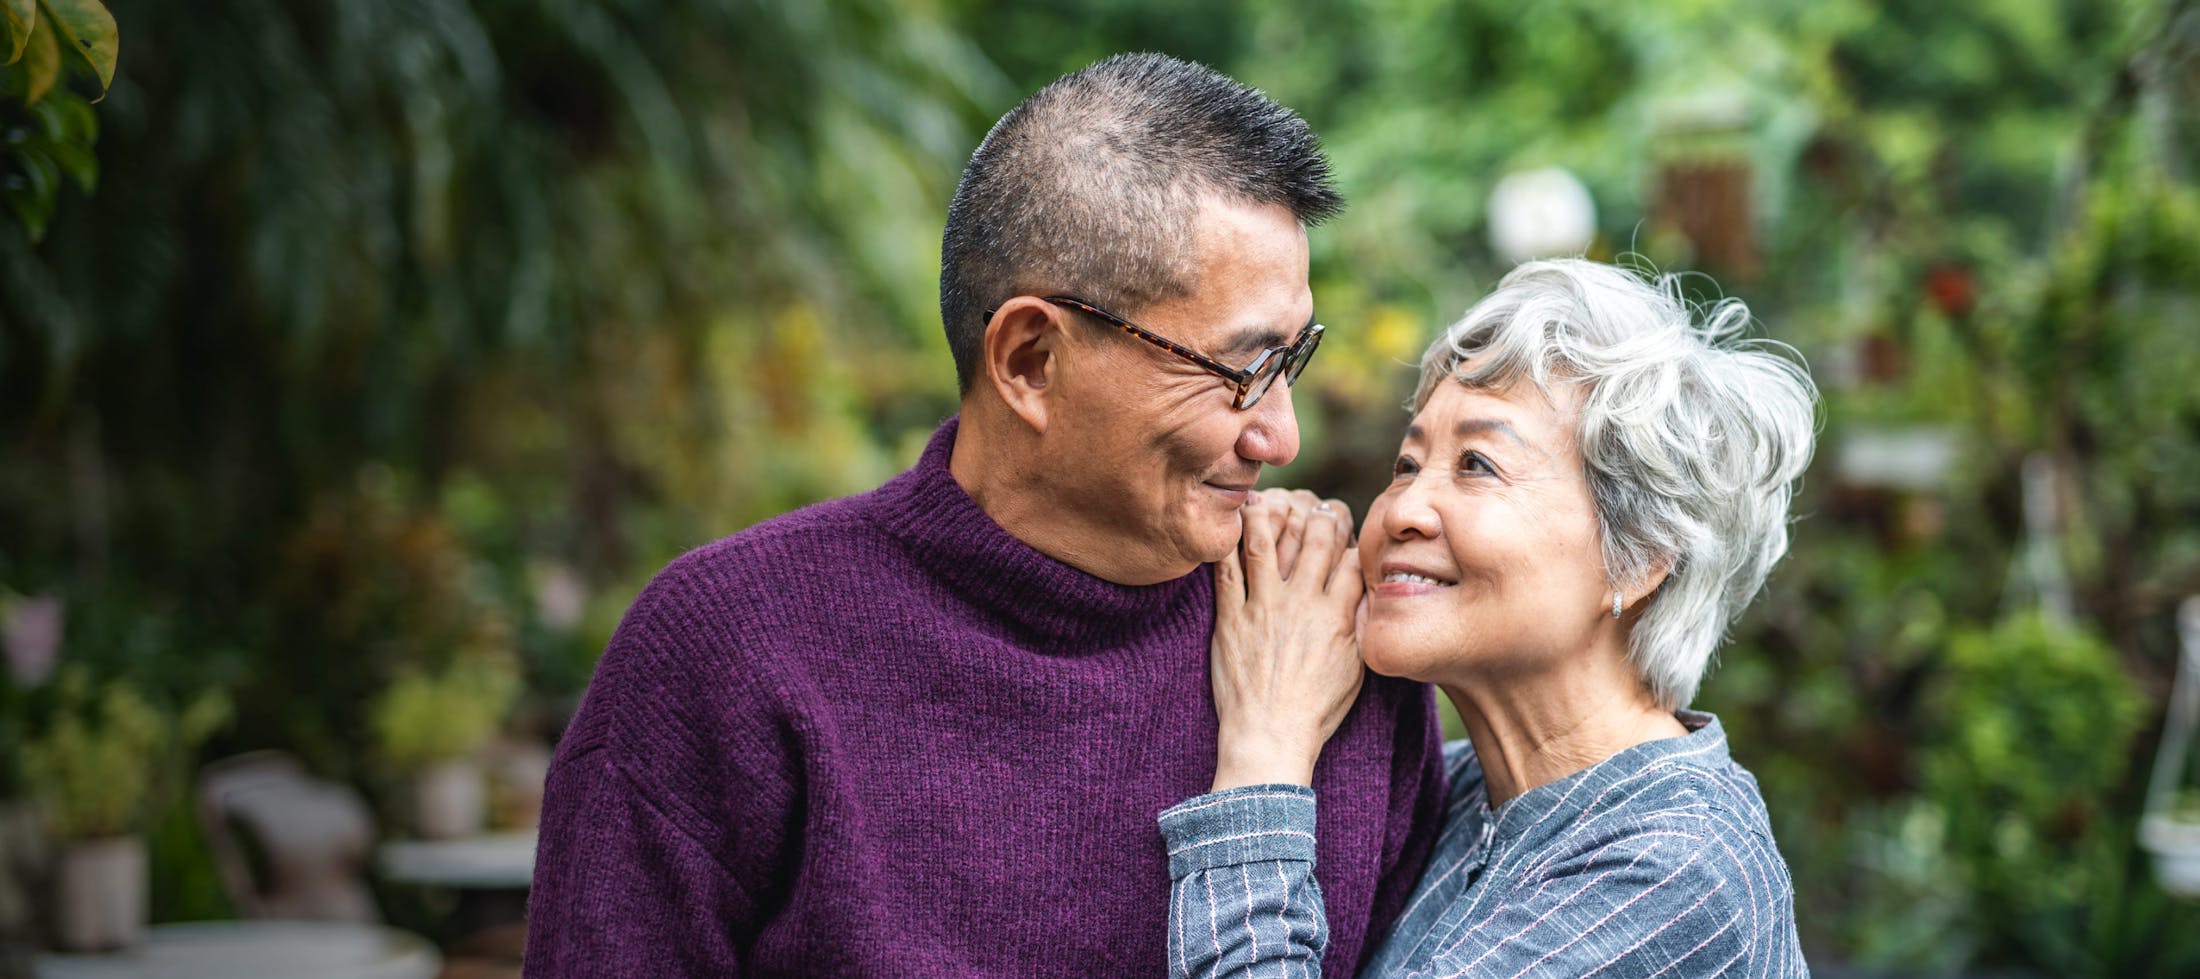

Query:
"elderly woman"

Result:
[[1163, 259, 1816, 977]]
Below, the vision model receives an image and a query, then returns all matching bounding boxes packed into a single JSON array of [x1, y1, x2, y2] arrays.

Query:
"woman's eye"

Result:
[[1391, 455, 1420, 478], [1460, 451, 1494, 475]]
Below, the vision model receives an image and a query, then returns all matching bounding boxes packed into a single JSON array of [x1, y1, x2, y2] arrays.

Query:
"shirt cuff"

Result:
[[1157, 784, 1318, 878]]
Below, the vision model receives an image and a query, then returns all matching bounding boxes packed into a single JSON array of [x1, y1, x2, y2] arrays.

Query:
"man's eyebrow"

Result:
[[1217, 312, 1314, 362]]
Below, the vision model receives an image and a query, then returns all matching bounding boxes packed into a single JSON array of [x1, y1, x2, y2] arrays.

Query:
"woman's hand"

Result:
[[1209, 489, 1367, 792]]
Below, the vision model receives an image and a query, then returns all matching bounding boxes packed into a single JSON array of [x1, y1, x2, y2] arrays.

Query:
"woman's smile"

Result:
[[1372, 560, 1458, 597]]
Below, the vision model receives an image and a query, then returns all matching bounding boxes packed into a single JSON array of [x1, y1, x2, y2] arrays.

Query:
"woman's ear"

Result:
[[980, 297, 1069, 435], [1625, 556, 1675, 613]]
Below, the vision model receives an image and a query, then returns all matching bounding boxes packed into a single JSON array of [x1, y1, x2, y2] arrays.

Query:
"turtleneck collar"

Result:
[[865, 415, 1211, 648]]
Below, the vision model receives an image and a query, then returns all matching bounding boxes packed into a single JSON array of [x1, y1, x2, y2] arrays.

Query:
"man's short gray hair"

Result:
[[1414, 259, 1819, 709], [939, 53, 1342, 392]]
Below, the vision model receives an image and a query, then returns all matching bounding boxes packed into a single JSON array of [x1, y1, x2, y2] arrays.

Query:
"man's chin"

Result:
[[1183, 520, 1245, 569]]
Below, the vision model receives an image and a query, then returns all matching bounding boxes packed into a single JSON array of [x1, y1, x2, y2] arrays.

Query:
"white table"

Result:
[[377, 830, 537, 889], [37, 921, 439, 979]]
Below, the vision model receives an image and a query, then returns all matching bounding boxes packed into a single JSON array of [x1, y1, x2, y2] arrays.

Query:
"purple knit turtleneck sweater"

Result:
[[526, 417, 1445, 977]]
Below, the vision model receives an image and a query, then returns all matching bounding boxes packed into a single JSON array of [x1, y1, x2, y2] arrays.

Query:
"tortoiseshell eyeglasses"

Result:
[[989, 295, 1324, 411]]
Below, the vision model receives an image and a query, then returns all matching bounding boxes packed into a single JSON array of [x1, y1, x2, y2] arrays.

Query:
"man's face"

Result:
[[1041, 197, 1313, 585]]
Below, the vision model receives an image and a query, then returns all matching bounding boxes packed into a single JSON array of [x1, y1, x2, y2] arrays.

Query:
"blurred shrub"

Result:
[[19, 668, 227, 840], [369, 654, 521, 772], [1925, 615, 2143, 846], [1921, 615, 2145, 951]]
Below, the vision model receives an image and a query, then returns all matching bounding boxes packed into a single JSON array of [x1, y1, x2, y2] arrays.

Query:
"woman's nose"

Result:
[[1379, 478, 1442, 540]]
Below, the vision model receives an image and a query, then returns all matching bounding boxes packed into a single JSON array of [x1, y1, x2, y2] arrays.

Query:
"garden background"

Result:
[[5, 0, 2200, 974]]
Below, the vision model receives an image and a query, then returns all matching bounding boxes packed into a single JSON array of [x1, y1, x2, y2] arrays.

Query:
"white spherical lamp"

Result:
[[1487, 167, 1597, 265]]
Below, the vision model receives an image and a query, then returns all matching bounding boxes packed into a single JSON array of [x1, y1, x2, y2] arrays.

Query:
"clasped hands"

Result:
[[1209, 488, 1367, 792]]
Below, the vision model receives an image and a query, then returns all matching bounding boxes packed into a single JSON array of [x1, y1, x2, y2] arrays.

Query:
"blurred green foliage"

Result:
[[0, 0, 116, 240], [1916, 614, 2151, 971], [18, 669, 227, 840], [2, 0, 2199, 972], [369, 653, 520, 772]]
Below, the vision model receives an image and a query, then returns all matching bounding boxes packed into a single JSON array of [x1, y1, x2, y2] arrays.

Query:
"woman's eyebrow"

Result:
[[1454, 417, 1530, 448]]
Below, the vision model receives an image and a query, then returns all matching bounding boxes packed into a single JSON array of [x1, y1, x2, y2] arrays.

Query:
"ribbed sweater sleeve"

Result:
[[524, 564, 802, 976]]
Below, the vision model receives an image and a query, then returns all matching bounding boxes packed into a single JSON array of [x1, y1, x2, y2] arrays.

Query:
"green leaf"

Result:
[[42, 130, 94, 191], [4, 140, 57, 239], [2, 0, 31, 65], [35, 0, 111, 91], [20, 12, 56, 104], [17, 141, 55, 199]]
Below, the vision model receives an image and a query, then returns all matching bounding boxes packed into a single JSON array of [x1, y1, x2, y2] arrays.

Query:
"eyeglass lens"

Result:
[[1240, 328, 1321, 409], [1285, 329, 1321, 384]]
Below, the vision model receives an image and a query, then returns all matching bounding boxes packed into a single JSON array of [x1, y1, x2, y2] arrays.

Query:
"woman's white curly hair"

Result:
[[1413, 259, 1820, 709]]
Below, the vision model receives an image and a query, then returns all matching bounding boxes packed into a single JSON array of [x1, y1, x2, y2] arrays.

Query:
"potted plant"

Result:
[[370, 655, 520, 840], [19, 671, 227, 952]]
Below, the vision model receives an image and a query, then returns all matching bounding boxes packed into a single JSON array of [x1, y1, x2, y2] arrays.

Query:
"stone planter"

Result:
[[413, 760, 486, 840], [488, 741, 551, 831], [53, 835, 145, 953], [2141, 813, 2200, 899]]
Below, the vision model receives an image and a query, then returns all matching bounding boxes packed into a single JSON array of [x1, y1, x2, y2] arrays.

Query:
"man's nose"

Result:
[[1235, 381, 1302, 467]]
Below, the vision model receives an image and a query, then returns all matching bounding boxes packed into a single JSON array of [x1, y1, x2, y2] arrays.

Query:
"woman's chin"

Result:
[[1359, 634, 1431, 682]]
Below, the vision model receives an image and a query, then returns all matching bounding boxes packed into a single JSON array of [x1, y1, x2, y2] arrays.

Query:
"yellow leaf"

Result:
[[2, 0, 32, 65], [21, 12, 56, 105], [35, 0, 111, 91]]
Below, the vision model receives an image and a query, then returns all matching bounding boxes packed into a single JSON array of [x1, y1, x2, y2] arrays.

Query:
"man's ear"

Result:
[[980, 297, 1070, 435]]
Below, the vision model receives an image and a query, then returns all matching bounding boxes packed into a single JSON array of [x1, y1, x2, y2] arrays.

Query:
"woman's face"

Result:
[[1358, 374, 1615, 686]]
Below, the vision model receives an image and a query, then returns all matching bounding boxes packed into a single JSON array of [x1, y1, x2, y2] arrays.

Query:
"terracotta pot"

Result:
[[53, 835, 145, 952], [414, 759, 486, 840]]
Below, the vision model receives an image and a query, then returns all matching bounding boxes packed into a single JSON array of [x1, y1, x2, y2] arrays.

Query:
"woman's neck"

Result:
[[1440, 648, 1686, 809]]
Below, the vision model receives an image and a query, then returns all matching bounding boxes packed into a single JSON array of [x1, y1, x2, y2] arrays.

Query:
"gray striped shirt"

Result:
[[1160, 711, 1806, 977]]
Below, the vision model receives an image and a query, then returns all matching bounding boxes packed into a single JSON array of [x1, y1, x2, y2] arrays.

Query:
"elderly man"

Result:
[[525, 53, 1444, 977]]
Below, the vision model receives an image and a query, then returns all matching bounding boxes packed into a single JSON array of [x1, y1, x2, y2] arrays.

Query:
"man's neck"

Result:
[[949, 404, 1179, 586]]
